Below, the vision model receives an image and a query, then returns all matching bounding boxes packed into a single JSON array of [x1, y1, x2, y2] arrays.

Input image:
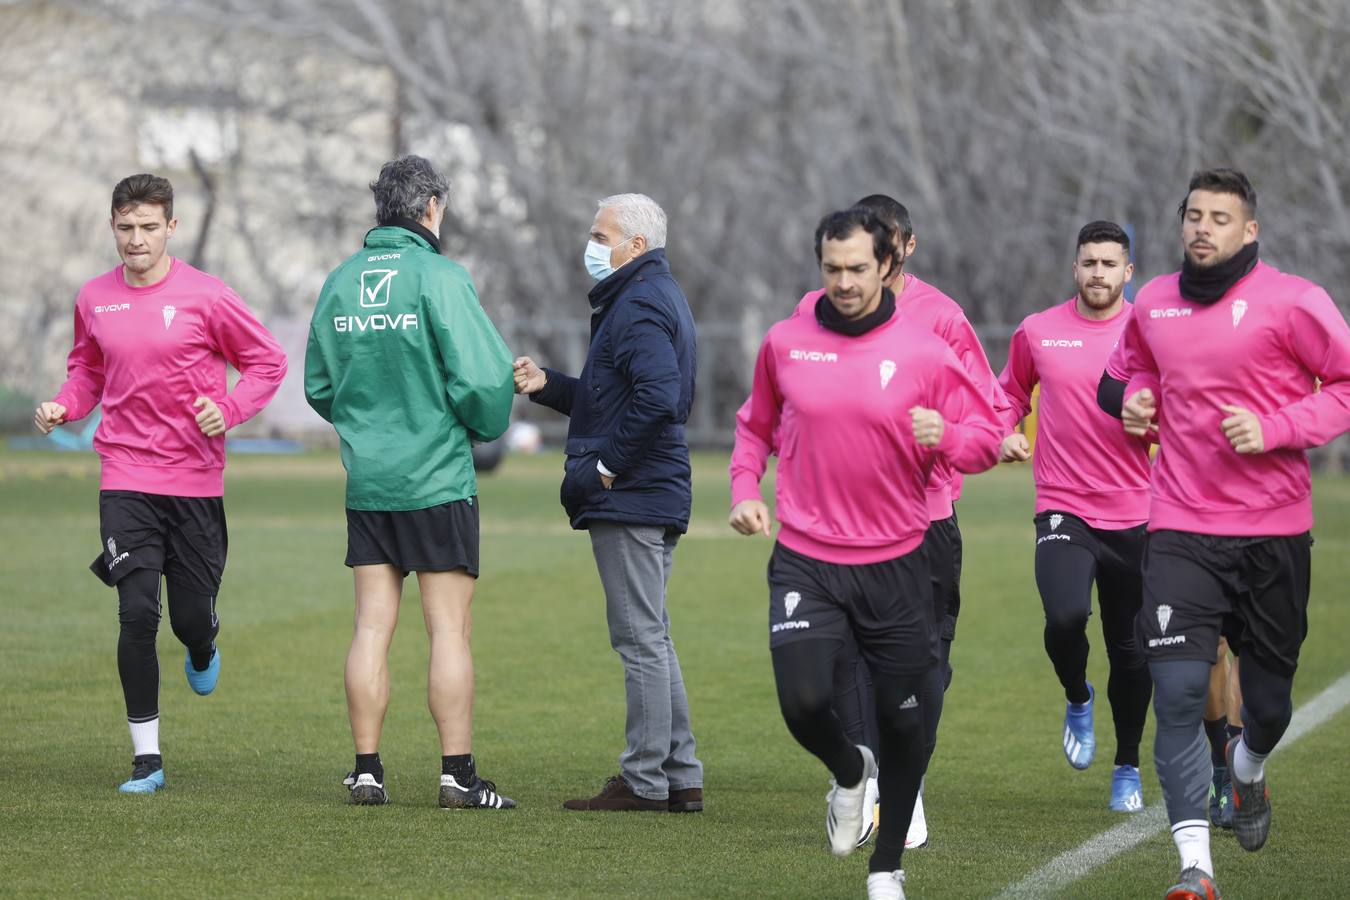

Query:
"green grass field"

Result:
[[2, 449, 1348, 899]]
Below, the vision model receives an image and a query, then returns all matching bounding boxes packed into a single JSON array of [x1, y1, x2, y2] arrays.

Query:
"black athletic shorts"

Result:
[[92, 490, 228, 593], [345, 497, 479, 577], [766, 541, 937, 676], [1137, 529, 1312, 678], [924, 512, 963, 642], [1034, 510, 1146, 584]]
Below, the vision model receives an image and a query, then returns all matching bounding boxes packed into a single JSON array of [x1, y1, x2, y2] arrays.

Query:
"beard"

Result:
[[1078, 282, 1123, 310]]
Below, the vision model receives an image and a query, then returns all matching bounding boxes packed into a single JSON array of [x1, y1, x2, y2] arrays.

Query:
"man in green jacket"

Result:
[[305, 155, 516, 809]]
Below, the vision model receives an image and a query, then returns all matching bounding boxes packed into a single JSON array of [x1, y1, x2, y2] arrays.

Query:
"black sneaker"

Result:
[[349, 772, 389, 805], [439, 774, 516, 809], [1225, 737, 1269, 851]]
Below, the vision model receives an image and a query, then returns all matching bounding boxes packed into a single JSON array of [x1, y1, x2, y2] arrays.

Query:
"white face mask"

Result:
[[584, 236, 635, 282]]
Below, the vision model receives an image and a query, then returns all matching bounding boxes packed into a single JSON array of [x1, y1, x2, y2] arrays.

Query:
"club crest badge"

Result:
[[879, 359, 896, 389], [784, 591, 801, 618], [1231, 299, 1248, 328], [107, 537, 117, 556], [1157, 604, 1173, 633], [1050, 514, 1063, 531], [162, 305, 176, 329]]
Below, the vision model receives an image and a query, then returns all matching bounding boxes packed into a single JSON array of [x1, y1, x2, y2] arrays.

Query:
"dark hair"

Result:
[[111, 173, 174, 220], [370, 154, 450, 225], [1076, 220, 1130, 253], [854, 193, 914, 243], [814, 207, 895, 275], [1178, 168, 1257, 218]]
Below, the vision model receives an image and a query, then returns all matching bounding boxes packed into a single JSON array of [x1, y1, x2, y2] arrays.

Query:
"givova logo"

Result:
[[1041, 339, 1084, 348], [1150, 307, 1193, 319], [789, 349, 838, 362], [360, 269, 398, 308]]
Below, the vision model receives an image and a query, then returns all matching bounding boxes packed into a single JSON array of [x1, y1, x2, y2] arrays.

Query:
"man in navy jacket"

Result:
[[514, 193, 703, 812]]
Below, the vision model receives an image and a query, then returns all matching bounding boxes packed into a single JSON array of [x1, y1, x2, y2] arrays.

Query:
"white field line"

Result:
[[993, 671, 1350, 900]]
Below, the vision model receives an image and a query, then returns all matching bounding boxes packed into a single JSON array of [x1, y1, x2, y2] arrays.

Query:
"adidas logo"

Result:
[[899, 695, 918, 710]]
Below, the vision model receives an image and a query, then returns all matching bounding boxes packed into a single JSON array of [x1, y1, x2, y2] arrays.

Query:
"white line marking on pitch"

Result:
[[993, 671, 1350, 900]]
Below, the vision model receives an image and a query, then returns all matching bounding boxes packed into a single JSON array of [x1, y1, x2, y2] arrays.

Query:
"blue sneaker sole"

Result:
[[119, 769, 165, 794], [185, 647, 220, 695]]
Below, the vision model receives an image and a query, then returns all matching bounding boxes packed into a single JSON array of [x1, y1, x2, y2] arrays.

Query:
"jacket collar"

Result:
[[364, 219, 441, 254], [588, 248, 669, 312]]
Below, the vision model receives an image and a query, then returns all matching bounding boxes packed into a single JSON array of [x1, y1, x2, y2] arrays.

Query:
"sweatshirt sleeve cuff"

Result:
[[1125, 374, 1160, 399], [935, 421, 967, 457], [1259, 413, 1292, 450], [730, 472, 763, 507]]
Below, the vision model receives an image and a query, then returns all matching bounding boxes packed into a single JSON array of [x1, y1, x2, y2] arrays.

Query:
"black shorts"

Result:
[[1034, 510, 1145, 589], [345, 498, 480, 577], [92, 491, 228, 593], [1137, 530, 1312, 678], [766, 542, 937, 676], [924, 512, 963, 642]]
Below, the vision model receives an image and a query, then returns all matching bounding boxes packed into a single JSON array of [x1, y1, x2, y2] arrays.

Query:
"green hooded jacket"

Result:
[[304, 226, 513, 510]]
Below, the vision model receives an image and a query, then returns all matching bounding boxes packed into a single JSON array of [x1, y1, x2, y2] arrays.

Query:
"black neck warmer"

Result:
[[816, 288, 896, 336], [387, 217, 442, 254], [1179, 241, 1258, 304]]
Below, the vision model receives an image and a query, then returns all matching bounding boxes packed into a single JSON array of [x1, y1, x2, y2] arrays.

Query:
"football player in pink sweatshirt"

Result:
[[729, 207, 1001, 900], [997, 221, 1152, 814], [802, 195, 1007, 851], [34, 174, 287, 795], [1103, 169, 1350, 900]]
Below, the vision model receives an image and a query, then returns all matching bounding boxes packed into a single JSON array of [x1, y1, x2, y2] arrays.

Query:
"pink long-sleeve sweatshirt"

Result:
[[795, 274, 1006, 521], [731, 304, 1002, 565], [999, 298, 1151, 528], [52, 258, 288, 497], [1106, 261, 1350, 536]]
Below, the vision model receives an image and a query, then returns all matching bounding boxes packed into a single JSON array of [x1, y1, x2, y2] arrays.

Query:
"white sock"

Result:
[[129, 718, 160, 757], [1231, 736, 1267, 784], [1171, 820, 1213, 878]]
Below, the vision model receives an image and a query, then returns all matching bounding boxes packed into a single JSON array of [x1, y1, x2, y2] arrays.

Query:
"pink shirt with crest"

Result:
[[999, 297, 1151, 529], [730, 306, 1002, 565], [53, 258, 288, 497], [1106, 261, 1350, 536], [794, 274, 1008, 522]]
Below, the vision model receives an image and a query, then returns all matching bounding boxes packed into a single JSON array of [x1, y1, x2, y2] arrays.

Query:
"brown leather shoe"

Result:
[[668, 787, 703, 813], [562, 775, 667, 812]]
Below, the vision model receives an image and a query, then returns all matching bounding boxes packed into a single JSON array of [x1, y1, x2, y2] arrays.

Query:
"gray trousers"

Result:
[[589, 521, 703, 800]]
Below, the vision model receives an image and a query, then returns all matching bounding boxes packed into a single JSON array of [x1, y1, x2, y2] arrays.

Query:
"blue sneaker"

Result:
[[185, 645, 220, 695], [1063, 683, 1096, 769], [119, 761, 165, 794], [1109, 764, 1144, 812]]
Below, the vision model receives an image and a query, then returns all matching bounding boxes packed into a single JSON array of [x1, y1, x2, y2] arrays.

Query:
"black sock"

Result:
[[133, 753, 163, 771], [1226, 723, 1244, 744], [1066, 682, 1091, 705], [442, 754, 476, 783], [188, 644, 215, 672], [355, 753, 383, 782], [1204, 717, 1228, 767]]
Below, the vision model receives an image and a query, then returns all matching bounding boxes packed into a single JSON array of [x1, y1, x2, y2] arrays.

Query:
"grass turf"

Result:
[[1, 449, 1347, 898]]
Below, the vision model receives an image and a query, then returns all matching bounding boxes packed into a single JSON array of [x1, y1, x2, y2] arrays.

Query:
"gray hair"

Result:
[[370, 155, 449, 225], [598, 193, 667, 249]]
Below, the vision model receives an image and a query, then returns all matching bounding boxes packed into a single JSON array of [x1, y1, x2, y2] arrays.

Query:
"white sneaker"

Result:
[[866, 870, 906, 900], [905, 781, 928, 849], [827, 745, 877, 857], [829, 773, 881, 848]]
